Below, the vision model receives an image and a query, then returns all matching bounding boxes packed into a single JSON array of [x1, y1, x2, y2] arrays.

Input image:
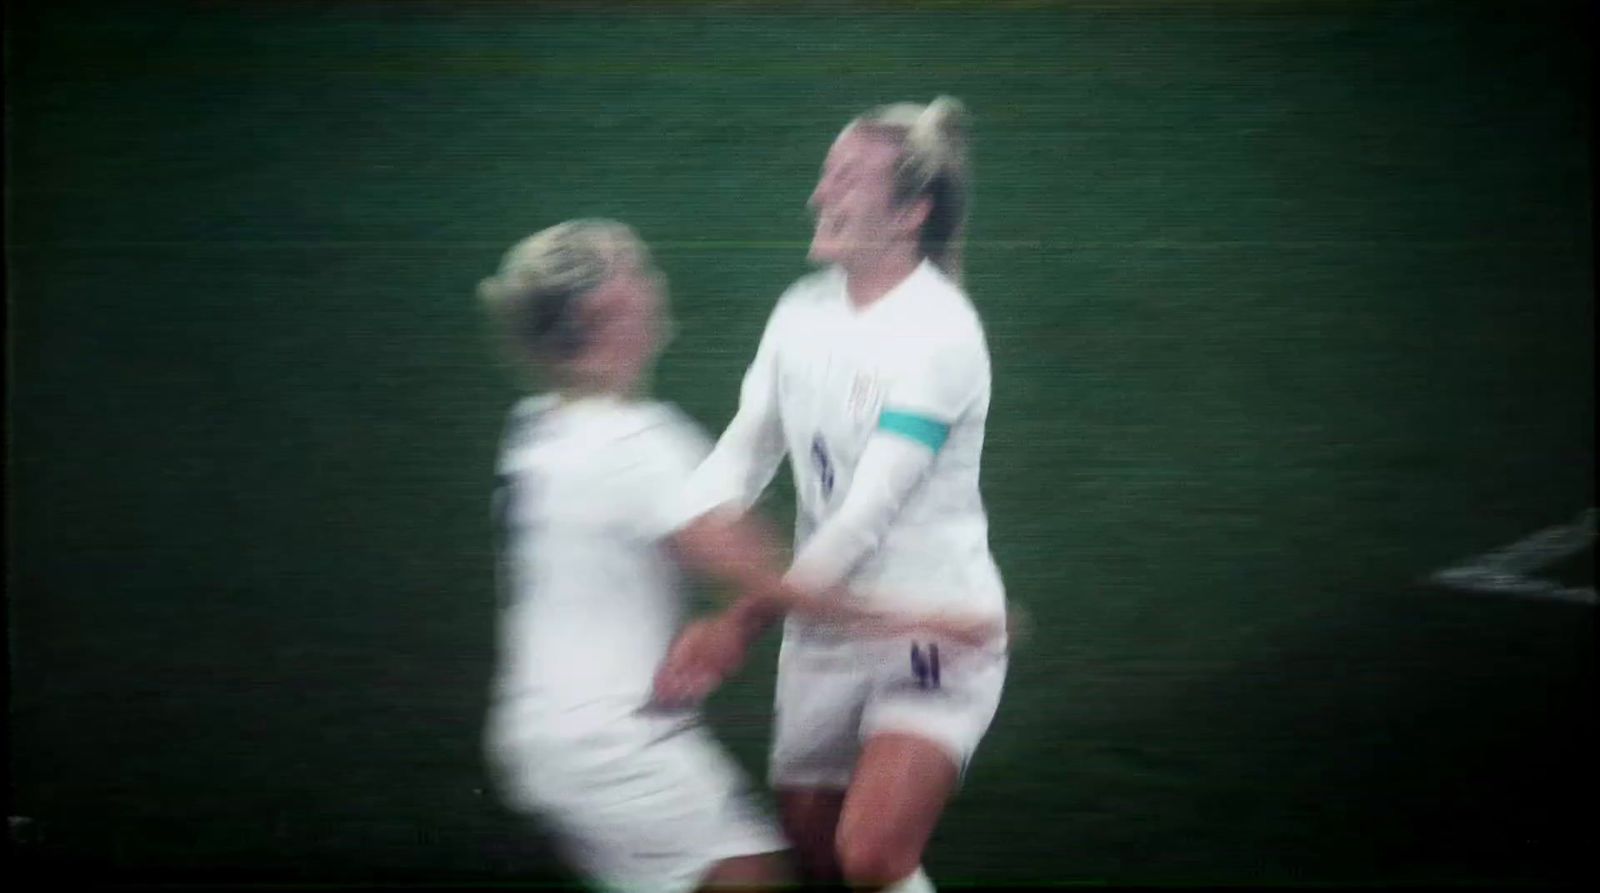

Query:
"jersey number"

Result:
[[910, 642, 942, 689]]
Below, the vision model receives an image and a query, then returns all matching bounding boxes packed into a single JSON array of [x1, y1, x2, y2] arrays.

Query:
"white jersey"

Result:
[[488, 393, 711, 738], [681, 260, 1006, 639]]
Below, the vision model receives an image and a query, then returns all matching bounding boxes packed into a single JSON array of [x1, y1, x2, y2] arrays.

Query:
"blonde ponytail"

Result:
[[851, 95, 971, 282]]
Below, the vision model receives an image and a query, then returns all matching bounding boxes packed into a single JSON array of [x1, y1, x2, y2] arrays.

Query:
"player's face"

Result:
[[576, 264, 671, 393], [808, 127, 919, 267]]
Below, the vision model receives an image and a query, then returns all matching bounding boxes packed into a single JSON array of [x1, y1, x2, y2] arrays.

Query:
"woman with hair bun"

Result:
[[659, 97, 1009, 893]]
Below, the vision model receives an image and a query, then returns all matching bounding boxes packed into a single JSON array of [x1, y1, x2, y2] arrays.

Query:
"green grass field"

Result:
[[7, 0, 1594, 886]]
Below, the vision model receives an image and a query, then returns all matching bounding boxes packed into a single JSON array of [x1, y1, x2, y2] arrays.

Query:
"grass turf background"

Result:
[[6, 0, 1594, 886]]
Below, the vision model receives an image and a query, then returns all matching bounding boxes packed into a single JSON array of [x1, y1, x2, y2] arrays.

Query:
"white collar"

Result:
[[842, 258, 938, 316]]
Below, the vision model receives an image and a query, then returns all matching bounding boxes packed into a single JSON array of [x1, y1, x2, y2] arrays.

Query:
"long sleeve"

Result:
[[783, 433, 935, 591], [784, 329, 988, 592], [672, 305, 790, 527]]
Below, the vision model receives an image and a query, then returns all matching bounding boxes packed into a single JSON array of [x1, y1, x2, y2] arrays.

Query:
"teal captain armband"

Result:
[[877, 409, 952, 452]]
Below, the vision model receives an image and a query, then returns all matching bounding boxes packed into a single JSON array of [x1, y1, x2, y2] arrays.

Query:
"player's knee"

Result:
[[834, 826, 921, 886]]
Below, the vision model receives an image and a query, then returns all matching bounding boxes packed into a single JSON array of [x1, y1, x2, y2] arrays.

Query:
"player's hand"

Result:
[[652, 615, 748, 708]]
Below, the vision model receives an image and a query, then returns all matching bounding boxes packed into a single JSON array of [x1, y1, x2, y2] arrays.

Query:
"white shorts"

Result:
[[486, 706, 787, 893], [769, 632, 1008, 790]]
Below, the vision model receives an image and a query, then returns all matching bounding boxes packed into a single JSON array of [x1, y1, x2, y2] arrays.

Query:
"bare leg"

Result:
[[777, 786, 849, 888], [834, 732, 958, 890]]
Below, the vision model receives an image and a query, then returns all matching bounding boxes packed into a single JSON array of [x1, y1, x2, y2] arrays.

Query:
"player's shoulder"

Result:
[[609, 399, 713, 463], [898, 264, 987, 352], [916, 263, 983, 327], [500, 393, 671, 450], [772, 266, 845, 316], [498, 396, 706, 477], [741, 267, 843, 349], [587, 400, 711, 489], [506, 393, 560, 430], [621, 399, 709, 441], [496, 393, 560, 469]]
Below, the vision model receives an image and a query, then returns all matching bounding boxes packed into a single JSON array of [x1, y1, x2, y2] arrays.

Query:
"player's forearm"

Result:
[[680, 428, 782, 522], [786, 433, 933, 591], [673, 512, 869, 642], [671, 510, 793, 616], [679, 355, 787, 522], [720, 591, 787, 641]]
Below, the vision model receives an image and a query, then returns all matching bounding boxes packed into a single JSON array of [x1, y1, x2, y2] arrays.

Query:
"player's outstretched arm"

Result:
[[783, 431, 938, 594], [675, 309, 789, 524], [671, 509, 999, 643], [656, 511, 1003, 706]]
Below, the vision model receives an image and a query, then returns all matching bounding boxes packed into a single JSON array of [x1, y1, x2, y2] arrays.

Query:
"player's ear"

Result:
[[897, 195, 932, 236]]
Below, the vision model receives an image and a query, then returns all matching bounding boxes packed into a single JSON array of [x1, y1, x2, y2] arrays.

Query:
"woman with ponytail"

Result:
[[656, 97, 1009, 893]]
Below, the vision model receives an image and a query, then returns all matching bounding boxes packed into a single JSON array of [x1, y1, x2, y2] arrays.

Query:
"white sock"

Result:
[[882, 866, 934, 893]]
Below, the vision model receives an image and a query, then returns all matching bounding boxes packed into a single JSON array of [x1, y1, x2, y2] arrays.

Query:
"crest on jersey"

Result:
[[848, 371, 882, 421]]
